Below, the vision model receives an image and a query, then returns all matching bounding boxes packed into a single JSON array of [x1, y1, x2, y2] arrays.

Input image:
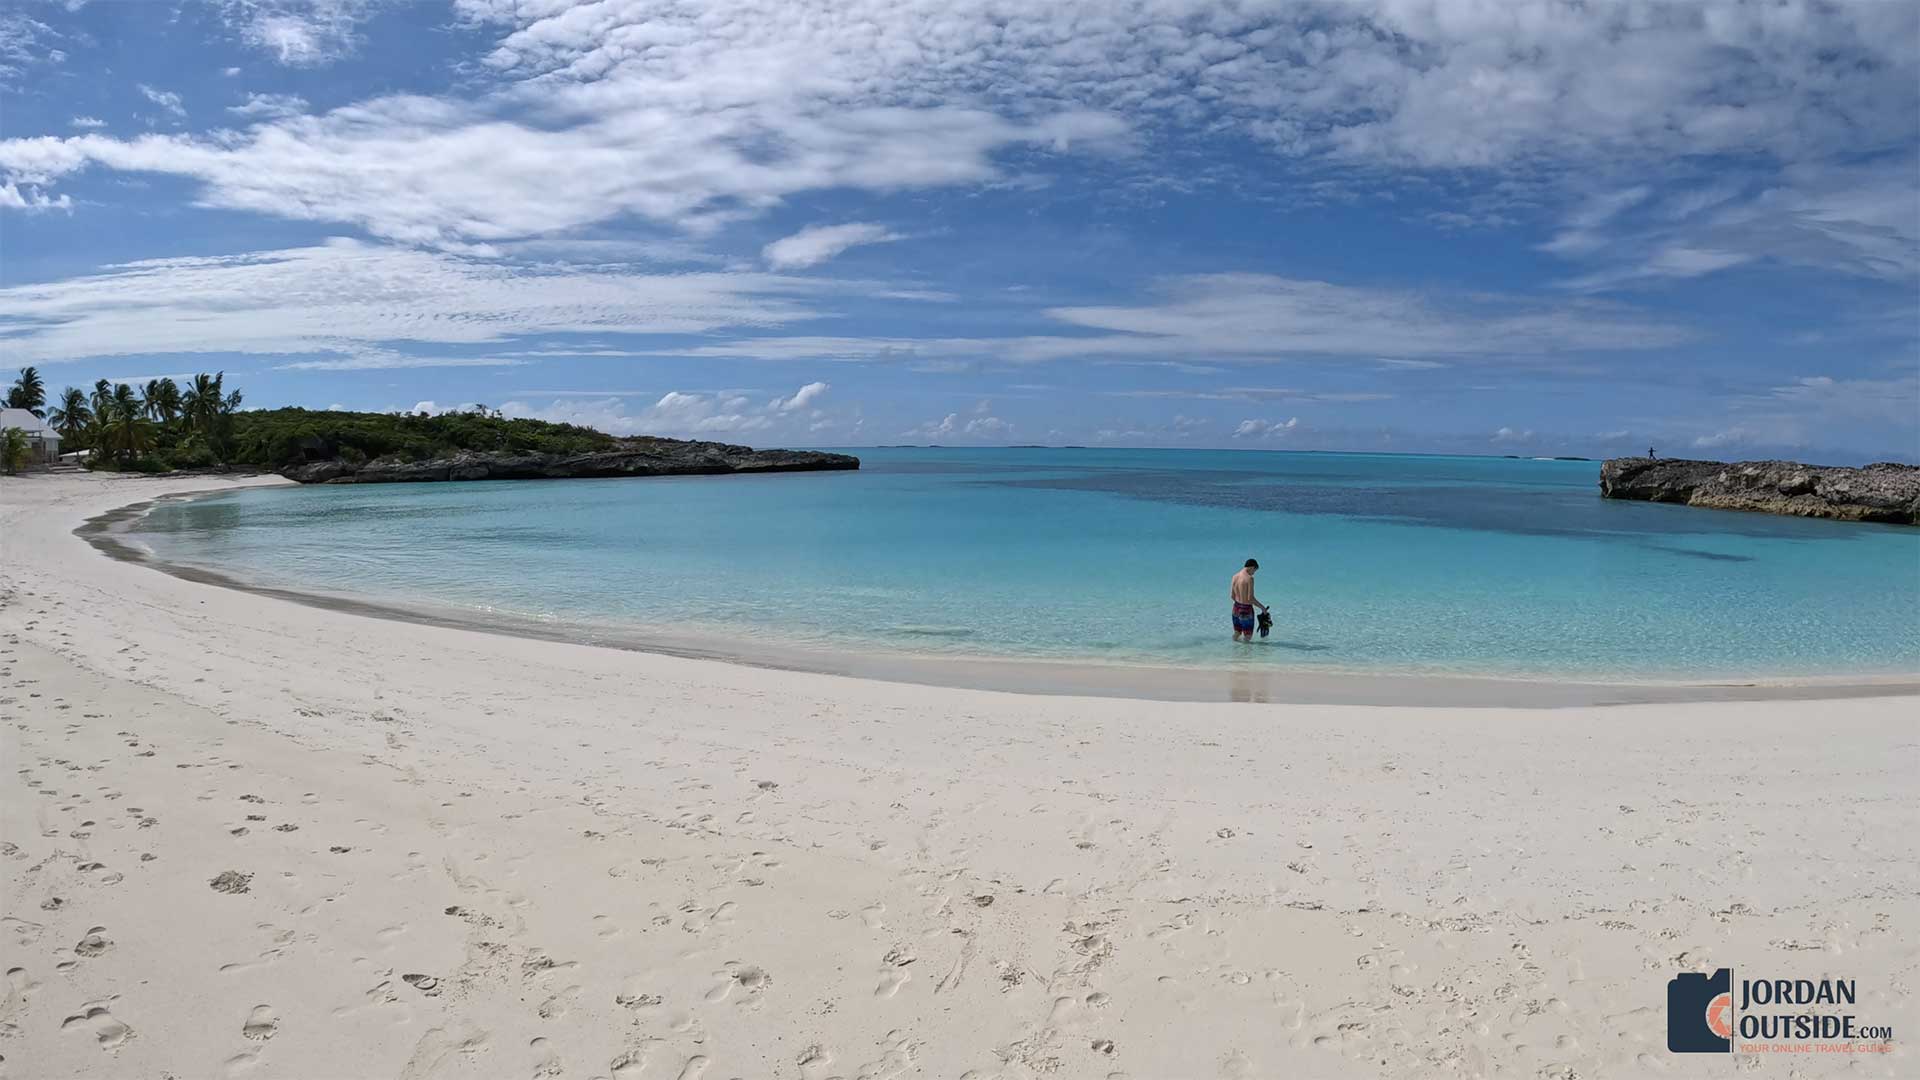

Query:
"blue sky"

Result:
[[2, 0, 1916, 461]]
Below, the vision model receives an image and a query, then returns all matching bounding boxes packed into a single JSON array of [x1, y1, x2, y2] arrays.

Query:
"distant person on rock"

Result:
[[1649, 446, 1657, 459], [1230, 559, 1268, 643]]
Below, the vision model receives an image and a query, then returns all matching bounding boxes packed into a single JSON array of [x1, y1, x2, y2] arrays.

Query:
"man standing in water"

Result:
[[1230, 558, 1268, 643]]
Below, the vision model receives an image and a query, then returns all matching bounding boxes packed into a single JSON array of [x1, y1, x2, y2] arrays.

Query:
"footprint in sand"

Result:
[[534, 983, 581, 1019], [62, 1005, 132, 1050], [859, 902, 886, 930], [874, 966, 910, 999], [5, 966, 39, 1001], [613, 977, 659, 1011], [530, 1037, 563, 1079], [74, 928, 112, 958], [703, 964, 771, 1005], [610, 1044, 656, 1080], [797, 1044, 836, 1080], [242, 1005, 278, 1041]]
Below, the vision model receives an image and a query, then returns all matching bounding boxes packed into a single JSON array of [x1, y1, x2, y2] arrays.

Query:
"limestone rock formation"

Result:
[[1599, 458, 1917, 524]]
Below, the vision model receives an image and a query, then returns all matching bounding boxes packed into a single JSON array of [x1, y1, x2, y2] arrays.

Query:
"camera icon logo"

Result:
[[1668, 968, 1733, 1053]]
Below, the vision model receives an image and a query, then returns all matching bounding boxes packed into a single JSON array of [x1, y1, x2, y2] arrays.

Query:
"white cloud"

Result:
[[1233, 417, 1298, 439], [222, 0, 372, 67], [1693, 427, 1767, 450], [69, 116, 105, 130], [7, 2, 1907, 248], [763, 224, 902, 270], [666, 275, 1691, 369], [0, 238, 839, 364], [0, 98, 1122, 248], [454, 0, 1912, 172], [1108, 387, 1393, 404], [227, 93, 309, 121], [901, 408, 1011, 440], [1492, 426, 1536, 443], [502, 380, 835, 439], [276, 346, 529, 371], [0, 181, 71, 212], [772, 381, 829, 412], [0, 9, 61, 83], [137, 85, 186, 119], [1552, 158, 1920, 290]]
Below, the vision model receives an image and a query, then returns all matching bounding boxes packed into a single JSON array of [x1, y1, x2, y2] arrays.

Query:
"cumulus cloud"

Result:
[[1492, 426, 1536, 443], [772, 381, 829, 412], [0, 181, 71, 212], [763, 224, 902, 270], [901, 409, 1012, 440], [69, 116, 105, 130], [502, 382, 835, 439], [1233, 417, 1298, 439], [0, 238, 837, 364]]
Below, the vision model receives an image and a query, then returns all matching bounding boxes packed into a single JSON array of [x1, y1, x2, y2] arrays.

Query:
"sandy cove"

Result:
[[1, 473, 1915, 1080]]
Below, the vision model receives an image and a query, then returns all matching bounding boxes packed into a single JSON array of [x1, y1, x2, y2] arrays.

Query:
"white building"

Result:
[[0, 407, 63, 466]]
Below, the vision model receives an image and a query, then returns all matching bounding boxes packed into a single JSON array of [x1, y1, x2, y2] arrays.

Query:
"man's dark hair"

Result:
[[1245, 558, 1259, 569]]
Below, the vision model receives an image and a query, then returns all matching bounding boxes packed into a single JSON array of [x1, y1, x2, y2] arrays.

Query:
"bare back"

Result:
[[1230, 568, 1254, 604]]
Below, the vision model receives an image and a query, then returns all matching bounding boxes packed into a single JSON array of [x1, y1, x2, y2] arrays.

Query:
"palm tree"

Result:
[[141, 378, 183, 427], [6, 366, 46, 416], [87, 380, 114, 457], [47, 387, 92, 441], [106, 383, 151, 461], [180, 372, 242, 464]]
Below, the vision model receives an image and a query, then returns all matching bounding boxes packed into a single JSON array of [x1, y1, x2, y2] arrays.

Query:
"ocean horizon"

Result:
[[127, 447, 1920, 682]]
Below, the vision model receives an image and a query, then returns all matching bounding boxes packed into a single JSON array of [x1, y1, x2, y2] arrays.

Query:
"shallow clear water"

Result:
[[130, 448, 1920, 679]]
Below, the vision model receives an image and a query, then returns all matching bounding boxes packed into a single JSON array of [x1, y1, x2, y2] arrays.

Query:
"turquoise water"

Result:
[[130, 449, 1920, 679]]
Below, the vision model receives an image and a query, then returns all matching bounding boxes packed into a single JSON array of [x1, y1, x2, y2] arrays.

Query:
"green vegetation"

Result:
[[1, 427, 28, 475], [33, 371, 616, 473], [231, 405, 616, 469]]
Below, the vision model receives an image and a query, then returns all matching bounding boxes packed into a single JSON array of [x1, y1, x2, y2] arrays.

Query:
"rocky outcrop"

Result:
[[1599, 458, 1918, 524], [282, 437, 858, 485]]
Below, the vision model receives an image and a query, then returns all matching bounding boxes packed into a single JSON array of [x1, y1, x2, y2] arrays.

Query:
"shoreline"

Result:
[[88, 481, 1920, 707]]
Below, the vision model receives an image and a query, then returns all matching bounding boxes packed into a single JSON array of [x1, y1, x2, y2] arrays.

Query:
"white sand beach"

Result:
[[3, 471, 1915, 1080]]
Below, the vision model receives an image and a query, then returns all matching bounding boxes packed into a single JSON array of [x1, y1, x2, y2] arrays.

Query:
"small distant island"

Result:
[[1, 368, 856, 483], [281, 431, 858, 484], [262, 407, 857, 484], [1600, 457, 1917, 525]]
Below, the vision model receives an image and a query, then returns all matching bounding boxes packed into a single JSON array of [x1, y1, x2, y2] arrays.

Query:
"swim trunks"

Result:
[[1232, 602, 1256, 633]]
